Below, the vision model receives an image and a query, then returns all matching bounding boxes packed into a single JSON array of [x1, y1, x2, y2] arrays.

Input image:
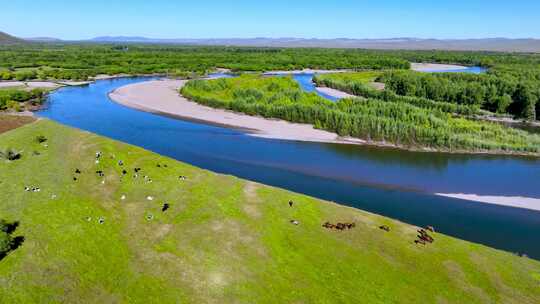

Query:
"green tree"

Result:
[[513, 83, 536, 121]]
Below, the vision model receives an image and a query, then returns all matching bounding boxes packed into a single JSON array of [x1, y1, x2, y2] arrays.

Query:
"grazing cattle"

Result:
[[146, 214, 154, 221], [96, 170, 105, 177], [322, 222, 335, 229], [416, 229, 434, 244], [95, 152, 101, 159], [24, 186, 30, 192], [162, 203, 170, 212], [122, 169, 127, 175], [179, 176, 187, 180], [73, 177, 77, 181], [426, 226, 435, 233], [98, 217, 105, 224], [290, 220, 300, 225], [156, 164, 161, 168], [289, 200, 294, 207], [147, 196, 154, 201], [322, 221, 355, 231], [379, 225, 390, 232], [120, 195, 126, 200], [134, 168, 141, 173], [75, 169, 81, 174], [118, 160, 124, 166]]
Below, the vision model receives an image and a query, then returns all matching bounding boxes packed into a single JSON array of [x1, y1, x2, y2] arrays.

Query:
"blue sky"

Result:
[[1, 0, 539, 39]]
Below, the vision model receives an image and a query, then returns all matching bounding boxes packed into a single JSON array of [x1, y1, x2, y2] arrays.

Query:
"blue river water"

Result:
[[37, 75, 540, 259]]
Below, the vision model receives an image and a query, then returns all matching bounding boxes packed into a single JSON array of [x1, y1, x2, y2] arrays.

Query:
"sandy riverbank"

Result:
[[316, 87, 355, 99], [411, 63, 468, 72], [108, 79, 365, 145], [436, 193, 540, 212], [263, 69, 352, 75], [0, 80, 92, 89]]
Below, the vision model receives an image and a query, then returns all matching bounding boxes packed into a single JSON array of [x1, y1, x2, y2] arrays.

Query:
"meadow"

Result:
[[0, 119, 539, 303]]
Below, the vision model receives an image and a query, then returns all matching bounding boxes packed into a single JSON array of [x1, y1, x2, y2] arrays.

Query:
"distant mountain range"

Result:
[[88, 37, 540, 52], [26, 37, 63, 42], [0, 31, 25, 44], [2, 31, 540, 52]]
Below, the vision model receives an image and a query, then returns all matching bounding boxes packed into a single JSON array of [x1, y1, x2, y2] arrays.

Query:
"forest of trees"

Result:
[[181, 75, 540, 154], [2, 44, 538, 119], [0, 45, 410, 80], [378, 71, 539, 120], [315, 69, 540, 121], [313, 73, 481, 116]]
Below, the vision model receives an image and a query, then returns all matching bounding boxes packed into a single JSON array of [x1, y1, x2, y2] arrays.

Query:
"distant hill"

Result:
[[26, 37, 63, 42], [3, 32, 540, 52], [0, 31, 25, 44], [88, 36, 540, 52]]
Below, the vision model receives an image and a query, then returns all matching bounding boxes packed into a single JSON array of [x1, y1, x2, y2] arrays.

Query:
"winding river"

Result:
[[37, 75, 540, 259]]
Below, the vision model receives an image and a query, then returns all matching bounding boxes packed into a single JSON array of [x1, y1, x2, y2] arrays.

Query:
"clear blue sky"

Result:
[[1, 0, 539, 39]]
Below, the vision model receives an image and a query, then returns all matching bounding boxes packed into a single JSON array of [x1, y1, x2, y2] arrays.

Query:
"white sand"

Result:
[[316, 87, 355, 99], [436, 193, 540, 212], [0, 81, 61, 89], [108, 79, 365, 145], [57, 81, 92, 86], [263, 69, 351, 75], [411, 63, 469, 72]]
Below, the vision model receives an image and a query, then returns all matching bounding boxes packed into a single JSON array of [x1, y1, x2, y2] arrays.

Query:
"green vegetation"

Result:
[[1, 44, 538, 120], [0, 88, 47, 111], [182, 75, 540, 154], [317, 71, 383, 84], [314, 72, 481, 116], [315, 69, 540, 121], [0, 45, 410, 80], [0, 220, 14, 255], [1, 119, 539, 303]]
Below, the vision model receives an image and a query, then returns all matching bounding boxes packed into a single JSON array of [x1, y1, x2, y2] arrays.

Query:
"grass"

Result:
[[316, 71, 383, 83], [0, 119, 539, 303]]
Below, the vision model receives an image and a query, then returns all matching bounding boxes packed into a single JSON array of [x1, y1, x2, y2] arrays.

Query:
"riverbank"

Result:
[[109, 78, 540, 157], [2, 119, 538, 302], [0, 80, 92, 89], [109, 79, 365, 145], [263, 69, 352, 75], [436, 193, 540, 212], [315, 86, 356, 99], [411, 62, 469, 71]]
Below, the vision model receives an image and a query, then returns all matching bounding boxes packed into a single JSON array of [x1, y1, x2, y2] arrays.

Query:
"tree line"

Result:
[[378, 70, 539, 120]]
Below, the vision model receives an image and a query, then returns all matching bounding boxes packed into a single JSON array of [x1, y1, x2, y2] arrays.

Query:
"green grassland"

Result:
[[317, 71, 383, 84], [182, 75, 540, 154], [1, 119, 539, 303]]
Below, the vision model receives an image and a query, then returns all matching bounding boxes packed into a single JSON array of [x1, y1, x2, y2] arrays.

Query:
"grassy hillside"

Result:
[[0, 119, 539, 303], [0, 31, 24, 44]]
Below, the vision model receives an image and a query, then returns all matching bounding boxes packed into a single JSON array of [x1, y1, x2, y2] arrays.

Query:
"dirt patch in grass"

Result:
[[0, 114, 36, 134]]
